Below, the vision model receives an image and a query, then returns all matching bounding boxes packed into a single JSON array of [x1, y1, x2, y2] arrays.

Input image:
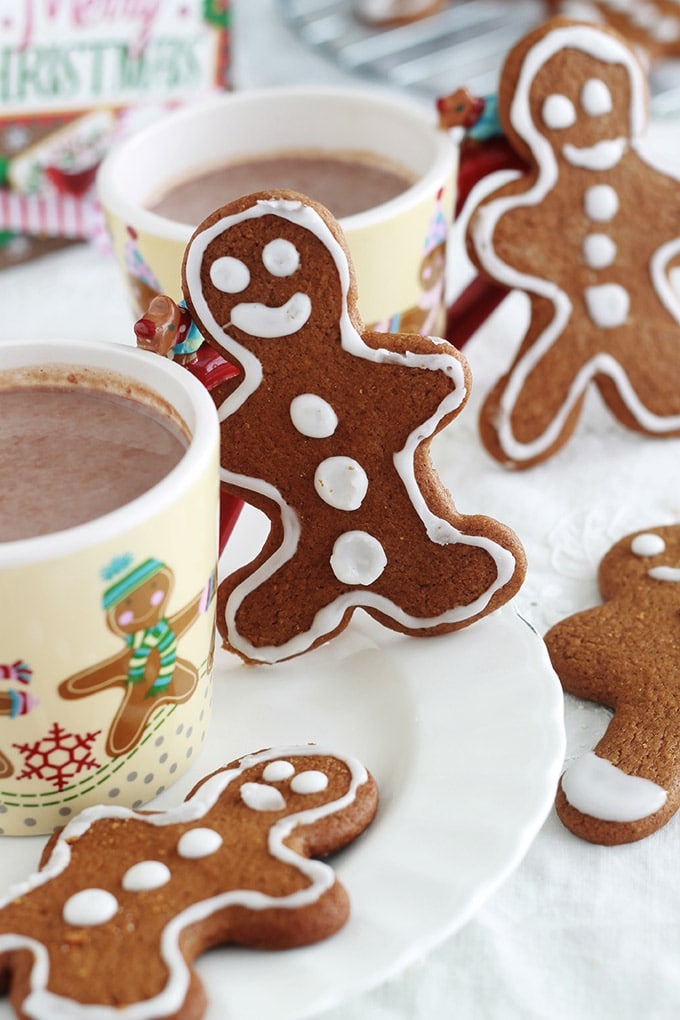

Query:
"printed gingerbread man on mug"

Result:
[[59, 556, 215, 757], [546, 524, 680, 844], [466, 18, 680, 468], [178, 189, 525, 664]]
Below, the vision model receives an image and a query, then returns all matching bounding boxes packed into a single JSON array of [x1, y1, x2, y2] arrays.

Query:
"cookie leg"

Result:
[[479, 299, 588, 468], [556, 714, 680, 844], [105, 660, 197, 757]]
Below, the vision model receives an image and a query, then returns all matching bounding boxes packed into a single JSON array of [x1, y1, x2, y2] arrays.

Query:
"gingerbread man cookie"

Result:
[[547, 0, 680, 65], [466, 19, 680, 469], [0, 745, 378, 1019], [546, 524, 680, 844], [181, 190, 526, 663]]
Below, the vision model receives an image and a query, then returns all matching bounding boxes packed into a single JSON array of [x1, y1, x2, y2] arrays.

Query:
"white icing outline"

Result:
[[185, 197, 519, 662], [468, 23, 680, 464], [0, 746, 369, 1020]]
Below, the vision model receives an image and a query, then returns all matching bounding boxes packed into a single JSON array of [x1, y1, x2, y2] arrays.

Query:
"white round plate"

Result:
[[0, 559, 564, 1020]]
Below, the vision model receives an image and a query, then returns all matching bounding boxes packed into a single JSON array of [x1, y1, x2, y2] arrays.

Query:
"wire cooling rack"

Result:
[[277, 0, 680, 116]]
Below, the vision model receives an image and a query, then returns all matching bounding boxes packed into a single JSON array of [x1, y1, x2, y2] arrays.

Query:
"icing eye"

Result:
[[291, 770, 329, 794], [581, 78, 613, 117], [262, 760, 295, 782], [262, 238, 300, 277], [209, 256, 250, 293], [631, 533, 666, 557], [542, 94, 576, 130]]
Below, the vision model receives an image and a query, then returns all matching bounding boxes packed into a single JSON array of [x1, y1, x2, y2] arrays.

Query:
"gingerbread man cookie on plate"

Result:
[[181, 190, 526, 664], [0, 746, 378, 1019], [466, 18, 680, 469], [546, 524, 680, 844]]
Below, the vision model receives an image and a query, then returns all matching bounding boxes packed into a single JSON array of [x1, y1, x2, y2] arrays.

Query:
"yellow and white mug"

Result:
[[0, 339, 220, 835], [97, 86, 458, 336]]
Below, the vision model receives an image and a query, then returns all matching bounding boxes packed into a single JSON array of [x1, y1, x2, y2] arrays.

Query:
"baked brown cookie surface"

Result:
[[182, 190, 526, 663], [466, 18, 680, 469], [546, 524, 680, 844], [547, 0, 680, 65], [0, 746, 378, 1019]]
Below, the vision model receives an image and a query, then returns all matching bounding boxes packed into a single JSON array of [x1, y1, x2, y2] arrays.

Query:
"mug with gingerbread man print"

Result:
[[0, 338, 220, 835]]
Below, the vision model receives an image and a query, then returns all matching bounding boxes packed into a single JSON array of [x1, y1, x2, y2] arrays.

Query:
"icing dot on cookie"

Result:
[[584, 283, 629, 328], [263, 238, 300, 277], [263, 760, 296, 782], [63, 888, 119, 927], [631, 532, 666, 557], [330, 530, 387, 585], [241, 782, 287, 812], [290, 393, 338, 438], [210, 256, 250, 293], [122, 860, 171, 892], [542, 93, 576, 130], [581, 78, 613, 116], [291, 770, 329, 794], [582, 233, 617, 269], [584, 184, 619, 222], [177, 827, 223, 859], [314, 457, 369, 511]]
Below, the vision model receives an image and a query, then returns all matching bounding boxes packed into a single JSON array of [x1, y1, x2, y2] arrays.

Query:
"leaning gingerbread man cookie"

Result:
[[466, 18, 680, 469], [0, 746, 378, 1019], [546, 524, 680, 844], [182, 190, 526, 663]]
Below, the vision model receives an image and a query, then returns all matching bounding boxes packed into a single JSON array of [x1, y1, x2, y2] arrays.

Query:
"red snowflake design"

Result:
[[13, 722, 101, 791]]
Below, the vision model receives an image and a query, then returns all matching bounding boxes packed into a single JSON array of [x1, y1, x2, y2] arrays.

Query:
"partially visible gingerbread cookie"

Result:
[[466, 18, 680, 469], [547, 0, 680, 65], [181, 189, 526, 664], [546, 524, 680, 844], [0, 745, 378, 1018]]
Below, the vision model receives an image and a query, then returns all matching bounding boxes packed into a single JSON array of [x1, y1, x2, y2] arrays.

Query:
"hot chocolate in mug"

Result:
[[0, 338, 220, 835], [97, 85, 458, 337]]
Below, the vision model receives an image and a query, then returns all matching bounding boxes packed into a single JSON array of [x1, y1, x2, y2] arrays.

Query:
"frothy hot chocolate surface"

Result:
[[147, 151, 415, 223], [0, 387, 188, 541]]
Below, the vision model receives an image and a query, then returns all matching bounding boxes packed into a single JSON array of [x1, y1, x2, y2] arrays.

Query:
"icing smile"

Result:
[[562, 137, 626, 170], [648, 565, 680, 582], [230, 293, 312, 338]]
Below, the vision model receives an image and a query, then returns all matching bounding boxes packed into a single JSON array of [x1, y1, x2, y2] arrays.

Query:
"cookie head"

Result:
[[598, 524, 680, 601], [504, 19, 646, 167], [183, 191, 358, 364]]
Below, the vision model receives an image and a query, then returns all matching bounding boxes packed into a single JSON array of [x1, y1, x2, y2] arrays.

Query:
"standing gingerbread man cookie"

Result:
[[180, 189, 526, 663], [546, 524, 680, 845], [466, 18, 680, 469]]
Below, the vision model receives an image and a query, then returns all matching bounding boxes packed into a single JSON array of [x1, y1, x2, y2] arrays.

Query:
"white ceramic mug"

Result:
[[0, 338, 220, 835], [97, 85, 458, 335]]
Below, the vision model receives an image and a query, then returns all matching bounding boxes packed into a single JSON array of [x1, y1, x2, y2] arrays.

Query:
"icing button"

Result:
[[314, 457, 369, 511], [177, 827, 224, 859], [63, 888, 119, 927], [330, 530, 387, 585], [290, 393, 338, 438], [122, 860, 171, 892]]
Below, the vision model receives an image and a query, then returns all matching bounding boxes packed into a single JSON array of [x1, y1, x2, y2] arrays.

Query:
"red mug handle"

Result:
[[445, 133, 527, 350], [183, 344, 244, 556]]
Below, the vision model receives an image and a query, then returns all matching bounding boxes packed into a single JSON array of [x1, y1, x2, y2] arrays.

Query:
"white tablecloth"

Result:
[[2, 2, 680, 1017]]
